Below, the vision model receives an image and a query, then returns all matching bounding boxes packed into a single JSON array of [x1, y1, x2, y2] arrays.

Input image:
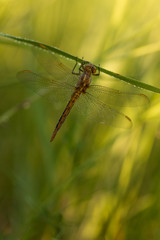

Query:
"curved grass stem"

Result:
[[0, 32, 160, 93]]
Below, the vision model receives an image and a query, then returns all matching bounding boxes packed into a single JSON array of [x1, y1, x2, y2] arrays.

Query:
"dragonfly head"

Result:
[[84, 63, 97, 75]]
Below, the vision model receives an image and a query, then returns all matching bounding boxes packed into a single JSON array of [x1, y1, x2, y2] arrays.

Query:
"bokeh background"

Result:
[[1, 0, 160, 239]]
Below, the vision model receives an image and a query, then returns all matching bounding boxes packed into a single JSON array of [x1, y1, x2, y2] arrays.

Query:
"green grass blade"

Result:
[[99, 67, 160, 93], [0, 32, 160, 93]]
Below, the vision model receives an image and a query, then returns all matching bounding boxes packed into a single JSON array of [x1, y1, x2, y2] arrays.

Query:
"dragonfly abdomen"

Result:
[[50, 91, 81, 142]]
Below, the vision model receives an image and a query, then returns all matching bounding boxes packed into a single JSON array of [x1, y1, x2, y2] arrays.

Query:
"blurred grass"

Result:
[[1, 0, 160, 239]]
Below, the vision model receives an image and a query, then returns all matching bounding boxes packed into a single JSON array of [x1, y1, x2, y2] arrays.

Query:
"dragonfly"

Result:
[[17, 56, 149, 142]]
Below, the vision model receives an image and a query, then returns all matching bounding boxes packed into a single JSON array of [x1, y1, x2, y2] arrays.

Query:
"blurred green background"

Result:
[[1, 0, 160, 239]]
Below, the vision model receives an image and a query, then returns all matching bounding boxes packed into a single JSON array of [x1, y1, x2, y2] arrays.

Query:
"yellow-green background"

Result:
[[1, 0, 160, 239]]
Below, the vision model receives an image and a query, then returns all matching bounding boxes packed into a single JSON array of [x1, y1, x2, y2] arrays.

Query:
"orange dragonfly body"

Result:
[[50, 61, 100, 141], [17, 58, 148, 142]]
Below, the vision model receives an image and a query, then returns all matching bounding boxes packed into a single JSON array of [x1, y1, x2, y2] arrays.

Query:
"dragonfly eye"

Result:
[[92, 66, 96, 73], [84, 63, 96, 74]]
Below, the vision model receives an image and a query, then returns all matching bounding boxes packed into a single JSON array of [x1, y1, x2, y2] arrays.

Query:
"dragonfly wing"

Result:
[[17, 70, 74, 104], [33, 48, 79, 86], [75, 91, 132, 129], [88, 85, 149, 107]]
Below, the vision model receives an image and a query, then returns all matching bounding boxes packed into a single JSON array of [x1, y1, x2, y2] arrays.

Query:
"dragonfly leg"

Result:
[[72, 58, 80, 75], [81, 60, 90, 66], [93, 64, 100, 76], [80, 59, 90, 72], [79, 62, 84, 72]]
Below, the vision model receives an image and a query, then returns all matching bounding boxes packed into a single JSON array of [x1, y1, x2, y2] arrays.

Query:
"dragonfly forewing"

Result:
[[33, 49, 78, 84], [88, 85, 149, 107], [17, 70, 75, 104]]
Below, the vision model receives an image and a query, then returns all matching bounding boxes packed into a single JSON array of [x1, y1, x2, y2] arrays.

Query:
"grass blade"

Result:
[[0, 32, 160, 93]]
